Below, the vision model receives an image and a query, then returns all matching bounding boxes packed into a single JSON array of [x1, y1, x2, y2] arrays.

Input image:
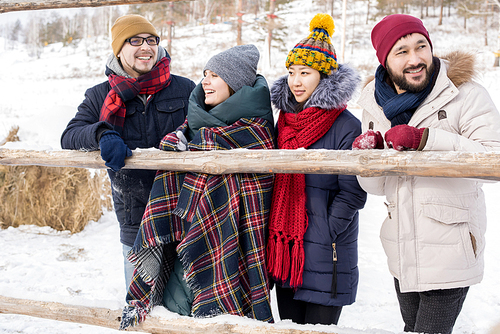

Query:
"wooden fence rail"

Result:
[[0, 0, 190, 13], [1, 148, 500, 180], [0, 295, 335, 334]]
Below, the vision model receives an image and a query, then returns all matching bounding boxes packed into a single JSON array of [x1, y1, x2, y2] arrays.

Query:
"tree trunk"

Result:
[[266, 0, 277, 68], [166, 2, 174, 56], [366, 0, 370, 24], [438, 0, 443, 25], [340, 0, 347, 63], [496, 1, 500, 66], [484, 13, 488, 46], [236, 0, 243, 45]]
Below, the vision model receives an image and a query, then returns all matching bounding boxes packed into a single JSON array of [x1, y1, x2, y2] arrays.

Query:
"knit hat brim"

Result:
[[203, 44, 259, 92], [371, 14, 432, 68], [111, 15, 159, 57]]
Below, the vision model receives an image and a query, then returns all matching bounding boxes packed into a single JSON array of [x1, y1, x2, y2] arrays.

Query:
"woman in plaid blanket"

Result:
[[120, 44, 276, 329], [266, 13, 367, 326]]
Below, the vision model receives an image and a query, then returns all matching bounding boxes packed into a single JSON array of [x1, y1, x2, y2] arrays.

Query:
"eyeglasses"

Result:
[[125, 36, 160, 47]]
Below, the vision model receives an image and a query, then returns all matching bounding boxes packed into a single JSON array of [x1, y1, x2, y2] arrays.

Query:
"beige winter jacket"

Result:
[[357, 51, 500, 293]]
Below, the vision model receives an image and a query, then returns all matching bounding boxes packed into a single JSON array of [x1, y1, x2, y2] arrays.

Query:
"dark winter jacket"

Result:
[[61, 48, 195, 247], [270, 64, 367, 306]]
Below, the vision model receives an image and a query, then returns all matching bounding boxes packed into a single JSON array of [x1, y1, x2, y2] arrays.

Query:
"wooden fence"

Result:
[[1, 148, 500, 180], [0, 0, 189, 13], [0, 295, 334, 334]]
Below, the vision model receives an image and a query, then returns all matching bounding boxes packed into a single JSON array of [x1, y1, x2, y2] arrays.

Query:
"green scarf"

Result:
[[186, 74, 274, 140]]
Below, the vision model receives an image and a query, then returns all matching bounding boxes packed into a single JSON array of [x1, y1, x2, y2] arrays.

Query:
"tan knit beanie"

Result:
[[111, 14, 159, 57]]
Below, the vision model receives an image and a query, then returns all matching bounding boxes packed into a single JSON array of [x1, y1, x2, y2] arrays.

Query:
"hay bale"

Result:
[[0, 166, 112, 233], [0, 126, 112, 233]]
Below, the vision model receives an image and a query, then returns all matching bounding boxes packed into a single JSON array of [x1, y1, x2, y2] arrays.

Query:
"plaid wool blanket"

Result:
[[120, 117, 275, 329]]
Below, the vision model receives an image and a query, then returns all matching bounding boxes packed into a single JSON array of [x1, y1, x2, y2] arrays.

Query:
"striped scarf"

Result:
[[100, 57, 171, 134], [267, 106, 344, 288]]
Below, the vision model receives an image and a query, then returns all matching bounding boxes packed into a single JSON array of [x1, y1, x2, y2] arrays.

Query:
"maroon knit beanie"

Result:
[[371, 14, 432, 68]]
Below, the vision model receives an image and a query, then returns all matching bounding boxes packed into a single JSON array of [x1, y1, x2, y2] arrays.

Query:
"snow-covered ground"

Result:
[[1, 1, 500, 333]]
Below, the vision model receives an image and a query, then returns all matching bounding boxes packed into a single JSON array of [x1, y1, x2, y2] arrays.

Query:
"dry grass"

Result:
[[0, 125, 20, 146], [0, 126, 112, 233]]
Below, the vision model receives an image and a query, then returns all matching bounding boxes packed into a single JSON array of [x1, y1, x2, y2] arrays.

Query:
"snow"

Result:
[[1, 1, 500, 333]]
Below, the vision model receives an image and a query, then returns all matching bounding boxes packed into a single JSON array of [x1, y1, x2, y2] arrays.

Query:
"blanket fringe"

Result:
[[119, 305, 147, 330]]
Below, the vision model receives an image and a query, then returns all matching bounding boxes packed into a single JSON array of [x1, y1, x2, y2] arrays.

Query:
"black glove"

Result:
[[99, 130, 132, 172]]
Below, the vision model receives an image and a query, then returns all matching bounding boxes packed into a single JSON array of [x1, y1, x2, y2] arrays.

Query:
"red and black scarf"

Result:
[[99, 57, 171, 134], [266, 106, 344, 288]]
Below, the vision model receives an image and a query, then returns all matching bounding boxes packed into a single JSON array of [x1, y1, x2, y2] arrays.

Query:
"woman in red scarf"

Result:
[[266, 13, 367, 326]]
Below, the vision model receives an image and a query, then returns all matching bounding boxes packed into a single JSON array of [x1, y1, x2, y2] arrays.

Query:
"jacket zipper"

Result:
[[331, 242, 338, 298]]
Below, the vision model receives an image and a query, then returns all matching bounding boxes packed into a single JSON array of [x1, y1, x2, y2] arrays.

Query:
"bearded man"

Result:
[[352, 14, 500, 334]]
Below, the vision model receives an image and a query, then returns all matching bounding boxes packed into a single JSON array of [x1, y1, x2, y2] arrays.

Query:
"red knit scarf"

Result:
[[99, 57, 171, 134], [266, 106, 345, 288]]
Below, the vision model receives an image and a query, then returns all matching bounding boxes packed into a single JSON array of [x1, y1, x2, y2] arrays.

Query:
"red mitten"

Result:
[[384, 125, 425, 151], [352, 130, 384, 150]]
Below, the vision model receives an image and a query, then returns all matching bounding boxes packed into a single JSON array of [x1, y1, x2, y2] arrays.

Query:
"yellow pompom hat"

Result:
[[285, 13, 338, 74]]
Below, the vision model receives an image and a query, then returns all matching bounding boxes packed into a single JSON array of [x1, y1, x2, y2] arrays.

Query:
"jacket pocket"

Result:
[[421, 202, 469, 224], [156, 99, 186, 114], [155, 100, 187, 137], [421, 202, 476, 268]]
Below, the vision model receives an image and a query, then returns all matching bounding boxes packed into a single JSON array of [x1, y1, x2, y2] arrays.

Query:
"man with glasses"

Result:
[[61, 14, 195, 289]]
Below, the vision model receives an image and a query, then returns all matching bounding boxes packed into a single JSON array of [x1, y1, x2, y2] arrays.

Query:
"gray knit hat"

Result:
[[203, 44, 259, 92]]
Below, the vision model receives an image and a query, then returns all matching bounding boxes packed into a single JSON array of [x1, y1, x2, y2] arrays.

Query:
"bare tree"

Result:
[[438, 0, 444, 24], [265, 0, 277, 67], [166, 2, 174, 55], [201, 0, 217, 24], [25, 16, 42, 58], [458, 0, 498, 65], [489, 0, 500, 65], [236, 0, 243, 45], [9, 19, 22, 45]]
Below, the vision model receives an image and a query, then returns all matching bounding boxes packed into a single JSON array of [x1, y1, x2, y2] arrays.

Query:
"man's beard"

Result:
[[132, 66, 152, 77], [387, 60, 434, 93]]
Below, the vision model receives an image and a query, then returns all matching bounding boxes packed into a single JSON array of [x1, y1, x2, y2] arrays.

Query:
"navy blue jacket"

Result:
[[270, 65, 367, 307], [61, 53, 195, 246]]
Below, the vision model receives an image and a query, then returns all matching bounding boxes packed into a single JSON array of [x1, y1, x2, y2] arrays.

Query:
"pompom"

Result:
[[309, 13, 335, 36]]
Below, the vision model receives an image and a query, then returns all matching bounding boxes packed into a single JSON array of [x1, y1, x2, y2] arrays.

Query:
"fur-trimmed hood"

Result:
[[440, 51, 477, 88], [271, 64, 361, 112], [362, 51, 477, 89]]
